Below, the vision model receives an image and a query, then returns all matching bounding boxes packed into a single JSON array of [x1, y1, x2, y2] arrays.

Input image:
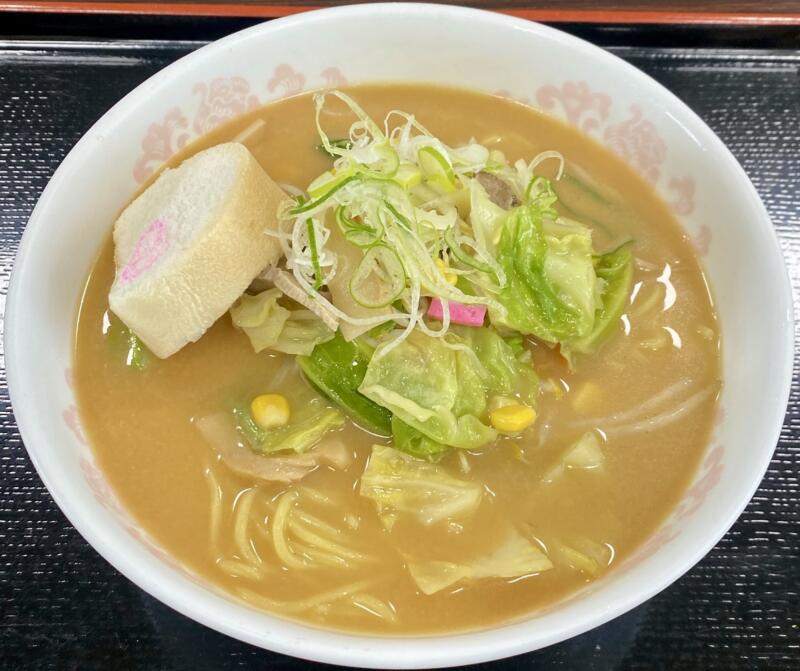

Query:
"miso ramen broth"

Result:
[[74, 84, 721, 634]]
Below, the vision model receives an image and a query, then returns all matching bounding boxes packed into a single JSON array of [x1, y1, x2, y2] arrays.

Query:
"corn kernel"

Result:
[[490, 403, 537, 433], [435, 257, 458, 285], [250, 393, 290, 430]]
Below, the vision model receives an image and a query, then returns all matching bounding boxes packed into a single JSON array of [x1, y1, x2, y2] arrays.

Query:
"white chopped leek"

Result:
[[349, 245, 406, 309], [273, 89, 565, 357]]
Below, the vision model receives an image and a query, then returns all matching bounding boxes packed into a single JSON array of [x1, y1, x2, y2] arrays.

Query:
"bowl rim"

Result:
[[5, 2, 794, 667]]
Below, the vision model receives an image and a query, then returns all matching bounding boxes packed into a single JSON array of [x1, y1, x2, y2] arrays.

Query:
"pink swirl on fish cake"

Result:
[[120, 218, 168, 284]]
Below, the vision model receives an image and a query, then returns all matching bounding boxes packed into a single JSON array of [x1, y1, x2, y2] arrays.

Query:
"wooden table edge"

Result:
[[2, 2, 800, 26]]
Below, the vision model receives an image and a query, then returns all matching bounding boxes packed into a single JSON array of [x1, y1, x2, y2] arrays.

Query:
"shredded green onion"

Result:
[[317, 137, 353, 157], [349, 245, 407, 308], [290, 175, 360, 215], [274, 89, 568, 355], [444, 226, 495, 275], [418, 146, 457, 192], [383, 201, 414, 234], [306, 219, 323, 289]]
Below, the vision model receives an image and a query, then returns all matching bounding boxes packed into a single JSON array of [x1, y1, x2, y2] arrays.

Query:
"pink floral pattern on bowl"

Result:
[[193, 77, 261, 134], [62, 368, 86, 445], [320, 66, 348, 88], [267, 63, 306, 97], [534, 81, 701, 244], [62, 405, 86, 446], [603, 104, 667, 184], [132, 107, 190, 185], [132, 64, 349, 188], [536, 81, 611, 134], [668, 175, 696, 216]]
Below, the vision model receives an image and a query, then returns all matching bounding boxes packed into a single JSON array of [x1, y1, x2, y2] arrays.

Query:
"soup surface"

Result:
[[75, 85, 721, 634]]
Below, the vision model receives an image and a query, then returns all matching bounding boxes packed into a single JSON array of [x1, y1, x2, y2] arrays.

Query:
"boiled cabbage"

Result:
[[562, 241, 634, 358], [230, 288, 335, 356], [490, 202, 599, 344], [407, 528, 553, 595], [359, 326, 537, 451], [233, 397, 344, 455], [469, 178, 508, 256], [359, 444, 483, 529], [391, 416, 449, 461]]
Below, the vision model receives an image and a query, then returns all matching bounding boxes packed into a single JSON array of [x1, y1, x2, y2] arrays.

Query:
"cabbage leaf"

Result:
[[542, 430, 606, 483], [466, 327, 538, 406], [489, 201, 599, 344], [359, 326, 537, 451], [469, 178, 508, 256], [391, 416, 450, 461], [562, 241, 634, 358], [230, 288, 335, 356], [233, 397, 344, 455], [407, 528, 553, 595], [359, 444, 483, 529]]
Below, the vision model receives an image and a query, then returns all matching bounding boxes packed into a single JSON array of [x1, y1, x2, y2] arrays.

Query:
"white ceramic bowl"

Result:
[[5, 3, 793, 668]]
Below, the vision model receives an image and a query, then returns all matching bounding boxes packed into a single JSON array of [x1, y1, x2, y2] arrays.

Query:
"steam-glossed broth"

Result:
[[74, 85, 720, 634]]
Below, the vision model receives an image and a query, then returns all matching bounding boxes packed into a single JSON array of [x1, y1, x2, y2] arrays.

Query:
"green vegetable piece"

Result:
[[260, 408, 344, 454], [359, 326, 537, 452], [372, 143, 400, 177], [233, 400, 344, 455], [230, 289, 335, 356], [563, 431, 605, 470], [232, 405, 267, 447], [466, 326, 538, 405], [562, 241, 634, 358], [298, 332, 392, 436], [391, 416, 449, 461], [306, 219, 323, 289], [360, 444, 483, 529], [491, 201, 599, 344], [359, 329, 495, 450], [105, 311, 151, 370], [317, 137, 353, 157], [561, 171, 612, 205], [468, 178, 508, 256], [444, 225, 495, 275], [335, 205, 384, 249], [394, 163, 422, 189], [417, 146, 456, 193], [407, 528, 553, 595], [290, 174, 359, 215], [552, 537, 611, 578]]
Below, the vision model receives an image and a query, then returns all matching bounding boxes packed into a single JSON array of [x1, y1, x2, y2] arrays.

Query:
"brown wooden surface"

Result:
[[3, 0, 800, 24]]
